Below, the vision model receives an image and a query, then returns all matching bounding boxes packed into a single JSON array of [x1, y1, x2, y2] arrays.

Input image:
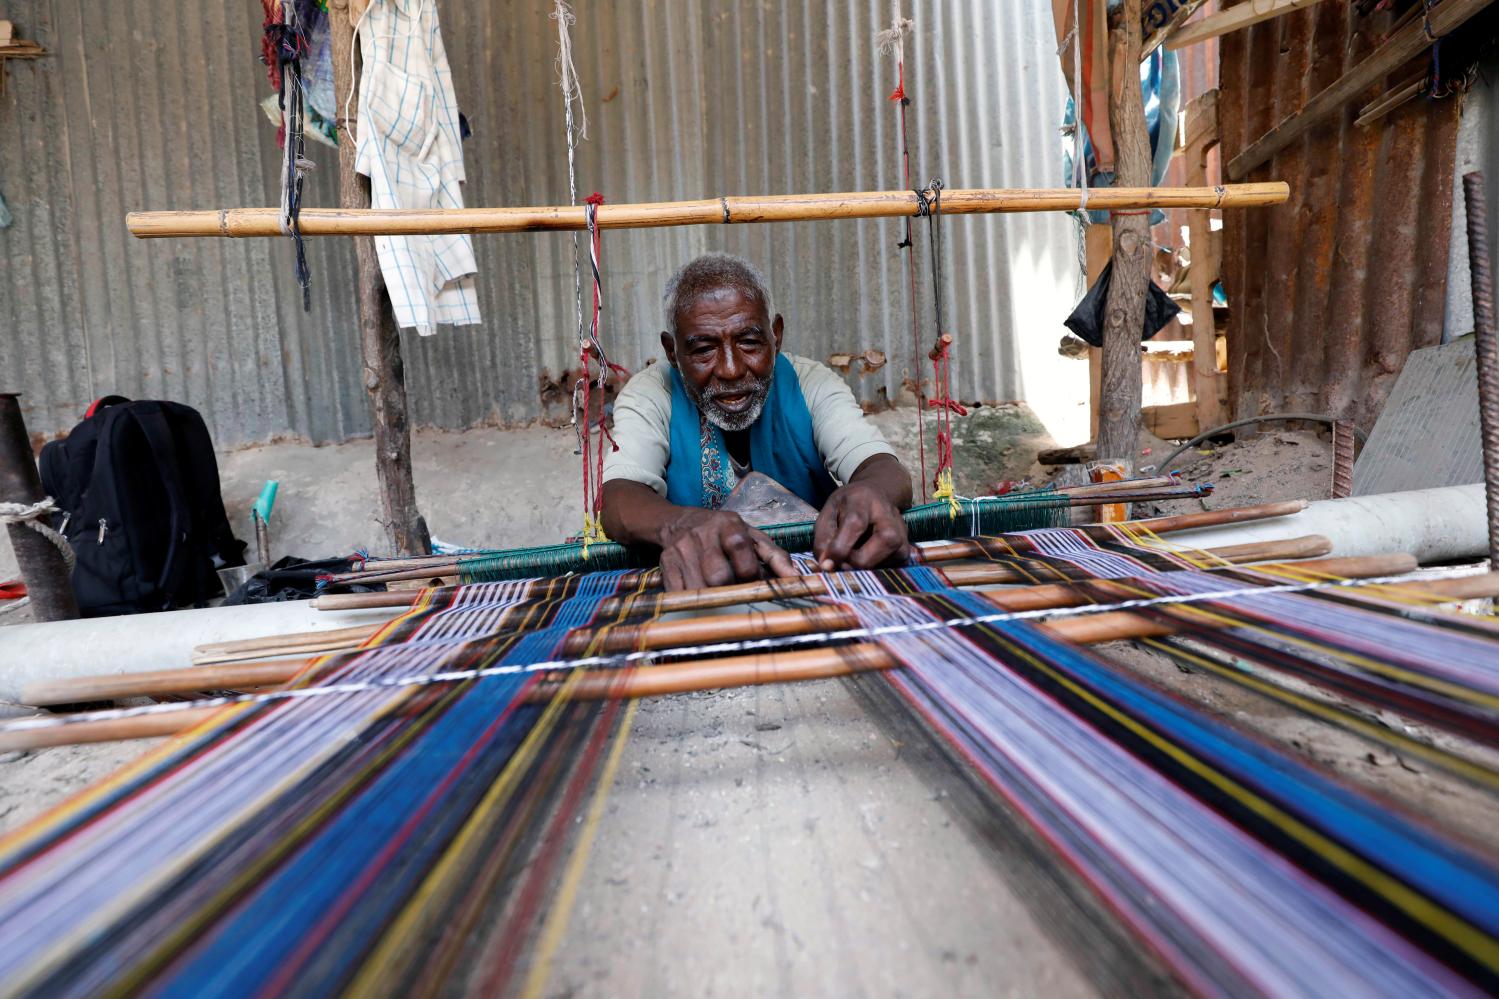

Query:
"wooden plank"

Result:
[[1167, 0, 1328, 50], [1227, 0, 1496, 180], [1142, 400, 1199, 439]]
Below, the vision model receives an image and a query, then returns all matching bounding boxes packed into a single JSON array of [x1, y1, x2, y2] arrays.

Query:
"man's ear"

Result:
[[771, 314, 784, 352], [660, 330, 677, 367]]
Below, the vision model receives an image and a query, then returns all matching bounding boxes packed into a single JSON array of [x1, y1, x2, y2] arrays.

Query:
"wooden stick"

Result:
[[1226, 0, 1494, 180], [333, 499, 1310, 581], [21, 553, 1419, 707], [1354, 72, 1428, 129], [209, 536, 1333, 662], [14, 565, 1499, 751], [1166, 0, 1328, 50], [329, 506, 1318, 588], [125, 184, 1291, 240]]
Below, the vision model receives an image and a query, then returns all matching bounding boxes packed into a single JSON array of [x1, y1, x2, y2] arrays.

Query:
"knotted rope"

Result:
[[0, 498, 76, 572]]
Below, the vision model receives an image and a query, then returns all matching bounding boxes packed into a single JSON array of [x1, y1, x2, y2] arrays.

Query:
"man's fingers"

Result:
[[826, 507, 870, 569], [847, 522, 906, 569], [812, 500, 842, 567], [722, 528, 762, 581], [749, 530, 798, 578], [697, 540, 736, 588], [660, 552, 686, 592]]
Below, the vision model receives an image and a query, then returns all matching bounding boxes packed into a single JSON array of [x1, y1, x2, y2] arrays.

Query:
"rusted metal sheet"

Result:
[[0, 0, 1081, 448], [1218, 1, 1460, 429]]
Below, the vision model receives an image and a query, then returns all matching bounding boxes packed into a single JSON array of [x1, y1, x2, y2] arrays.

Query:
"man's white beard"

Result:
[[686, 365, 774, 433]]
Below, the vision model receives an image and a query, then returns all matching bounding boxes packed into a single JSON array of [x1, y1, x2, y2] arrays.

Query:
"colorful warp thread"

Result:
[[4, 529, 1497, 994], [816, 567, 1499, 994], [0, 571, 659, 996]]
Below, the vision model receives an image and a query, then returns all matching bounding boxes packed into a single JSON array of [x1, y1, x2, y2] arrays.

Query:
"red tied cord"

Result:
[[927, 336, 966, 491], [888, 63, 907, 104]]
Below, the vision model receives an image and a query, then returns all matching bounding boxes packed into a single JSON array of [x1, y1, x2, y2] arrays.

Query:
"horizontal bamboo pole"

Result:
[[212, 536, 1331, 662], [21, 553, 1419, 707], [125, 184, 1290, 240], [0, 611, 1181, 751], [330, 521, 1326, 590], [12, 565, 1499, 752], [334, 498, 1309, 581]]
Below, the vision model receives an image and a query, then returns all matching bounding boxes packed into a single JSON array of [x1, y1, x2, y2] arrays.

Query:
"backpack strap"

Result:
[[84, 395, 131, 419], [123, 403, 193, 601]]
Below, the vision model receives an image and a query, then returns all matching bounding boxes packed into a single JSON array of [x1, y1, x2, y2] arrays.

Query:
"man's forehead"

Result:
[[677, 285, 767, 330]]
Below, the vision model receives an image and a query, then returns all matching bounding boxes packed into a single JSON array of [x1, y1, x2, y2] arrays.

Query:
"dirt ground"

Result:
[[1, 413, 1495, 992]]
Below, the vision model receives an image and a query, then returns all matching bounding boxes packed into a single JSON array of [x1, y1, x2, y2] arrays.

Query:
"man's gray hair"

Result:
[[662, 252, 774, 332]]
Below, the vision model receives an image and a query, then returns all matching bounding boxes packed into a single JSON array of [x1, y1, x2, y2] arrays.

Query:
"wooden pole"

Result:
[[15, 564, 1499, 751], [124, 184, 1289, 239], [328, 0, 431, 558], [1166, 0, 1328, 50], [1183, 89, 1228, 433], [197, 535, 1335, 666], [320, 531, 1333, 589], [18, 551, 1418, 707], [1095, 0, 1151, 464]]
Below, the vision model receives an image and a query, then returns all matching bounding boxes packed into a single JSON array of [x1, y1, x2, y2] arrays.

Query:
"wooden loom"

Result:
[[4, 499, 1499, 995]]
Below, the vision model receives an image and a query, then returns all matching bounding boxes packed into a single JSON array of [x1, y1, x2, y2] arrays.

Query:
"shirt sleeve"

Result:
[[602, 364, 673, 496], [793, 356, 898, 485]]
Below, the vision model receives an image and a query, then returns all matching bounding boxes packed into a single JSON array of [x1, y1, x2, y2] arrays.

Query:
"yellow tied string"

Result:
[[931, 468, 960, 519], [579, 513, 610, 560]]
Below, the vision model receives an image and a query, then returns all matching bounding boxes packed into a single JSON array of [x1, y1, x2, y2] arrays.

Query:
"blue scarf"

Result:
[[665, 354, 837, 510]]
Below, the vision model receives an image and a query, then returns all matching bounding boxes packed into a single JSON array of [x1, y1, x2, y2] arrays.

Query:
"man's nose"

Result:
[[717, 345, 744, 382]]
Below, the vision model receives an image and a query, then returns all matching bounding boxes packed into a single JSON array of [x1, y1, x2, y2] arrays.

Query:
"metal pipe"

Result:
[[0, 394, 79, 621], [1462, 172, 1499, 572]]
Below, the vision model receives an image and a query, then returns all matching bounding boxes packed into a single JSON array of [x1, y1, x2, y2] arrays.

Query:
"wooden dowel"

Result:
[[126, 184, 1290, 240], [332, 498, 1309, 581], [212, 536, 1332, 662], [315, 525, 1324, 613], [0, 613, 1183, 750], [192, 623, 385, 666], [15, 565, 1499, 751], [38, 551, 1411, 707], [331, 517, 1324, 589]]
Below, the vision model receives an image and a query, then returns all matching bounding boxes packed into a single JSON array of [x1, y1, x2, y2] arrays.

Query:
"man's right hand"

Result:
[[657, 508, 798, 591]]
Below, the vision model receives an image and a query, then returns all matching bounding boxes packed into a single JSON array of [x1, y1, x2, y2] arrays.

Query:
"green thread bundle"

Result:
[[455, 494, 1073, 583]]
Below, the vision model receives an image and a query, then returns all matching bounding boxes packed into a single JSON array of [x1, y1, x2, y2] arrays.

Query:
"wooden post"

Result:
[[328, 0, 431, 557], [1085, 224, 1112, 441], [1095, 0, 1151, 464], [1184, 89, 1227, 432]]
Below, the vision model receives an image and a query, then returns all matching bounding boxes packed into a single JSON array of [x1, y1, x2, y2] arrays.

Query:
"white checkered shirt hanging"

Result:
[[355, 0, 481, 335]]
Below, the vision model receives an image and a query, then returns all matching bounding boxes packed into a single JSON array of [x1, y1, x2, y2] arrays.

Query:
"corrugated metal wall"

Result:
[[1, 1, 1082, 447], [1219, 3, 1461, 429]]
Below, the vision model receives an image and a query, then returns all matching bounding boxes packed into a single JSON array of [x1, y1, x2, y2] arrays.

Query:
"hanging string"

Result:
[[552, 1, 588, 341], [262, 0, 315, 311], [922, 179, 965, 517], [550, 1, 622, 557], [574, 194, 628, 557], [876, 2, 928, 489]]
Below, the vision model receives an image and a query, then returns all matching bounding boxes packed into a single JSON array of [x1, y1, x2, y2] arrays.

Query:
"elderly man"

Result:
[[602, 253, 913, 590]]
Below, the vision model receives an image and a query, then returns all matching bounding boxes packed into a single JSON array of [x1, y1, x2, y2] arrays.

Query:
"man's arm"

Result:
[[601, 479, 798, 591], [811, 453, 913, 571]]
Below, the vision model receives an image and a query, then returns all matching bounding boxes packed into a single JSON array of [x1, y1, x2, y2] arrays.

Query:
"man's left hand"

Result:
[[812, 480, 910, 571]]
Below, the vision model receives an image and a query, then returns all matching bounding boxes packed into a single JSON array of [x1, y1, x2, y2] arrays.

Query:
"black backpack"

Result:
[[39, 397, 247, 617]]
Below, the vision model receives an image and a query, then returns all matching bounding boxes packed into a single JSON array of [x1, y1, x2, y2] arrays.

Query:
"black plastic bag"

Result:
[[224, 555, 385, 604], [1063, 259, 1182, 348]]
